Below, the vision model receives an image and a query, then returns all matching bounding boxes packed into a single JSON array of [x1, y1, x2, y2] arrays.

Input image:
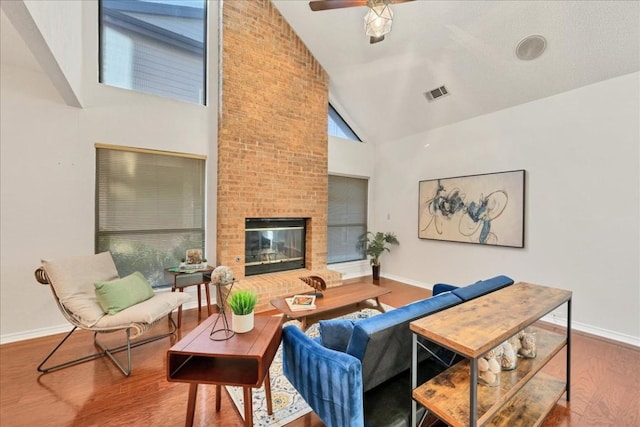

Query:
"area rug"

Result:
[[225, 304, 392, 427]]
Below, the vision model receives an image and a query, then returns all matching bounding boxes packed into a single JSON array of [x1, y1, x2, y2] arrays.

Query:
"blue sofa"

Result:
[[281, 275, 514, 427]]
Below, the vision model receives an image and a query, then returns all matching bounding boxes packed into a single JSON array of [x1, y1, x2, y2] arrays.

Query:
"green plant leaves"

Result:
[[229, 289, 258, 315], [356, 231, 399, 266]]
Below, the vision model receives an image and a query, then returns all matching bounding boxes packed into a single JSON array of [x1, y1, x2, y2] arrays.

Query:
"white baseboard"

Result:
[[381, 272, 432, 289], [0, 287, 214, 345], [540, 315, 640, 348], [0, 324, 73, 345]]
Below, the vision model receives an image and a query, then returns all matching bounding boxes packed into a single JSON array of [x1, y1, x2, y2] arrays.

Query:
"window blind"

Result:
[[328, 175, 368, 264], [96, 145, 205, 286]]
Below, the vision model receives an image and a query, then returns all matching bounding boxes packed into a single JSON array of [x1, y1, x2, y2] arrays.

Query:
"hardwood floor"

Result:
[[1, 277, 638, 427]]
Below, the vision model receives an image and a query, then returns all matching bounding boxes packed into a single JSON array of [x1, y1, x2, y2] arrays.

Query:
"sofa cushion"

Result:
[[346, 291, 463, 391], [320, 319, 357, 352], [43, 252, 119, 327], [95, 271, 155, 315], [94, 291, 191, 328], [452, 275, 514, 301]]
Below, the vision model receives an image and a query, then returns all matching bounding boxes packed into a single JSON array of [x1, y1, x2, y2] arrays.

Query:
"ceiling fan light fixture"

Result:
[[364, 0, 393, 38]]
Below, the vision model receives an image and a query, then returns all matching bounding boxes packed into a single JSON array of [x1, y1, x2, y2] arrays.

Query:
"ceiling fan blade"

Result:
[[370, 35, 385, 44], [389, 0, 415, 4], [309, 0, 367, 12]]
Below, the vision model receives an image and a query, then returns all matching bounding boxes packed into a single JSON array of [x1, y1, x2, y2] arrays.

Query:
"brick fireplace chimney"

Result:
[[216, 0, 332, 310]]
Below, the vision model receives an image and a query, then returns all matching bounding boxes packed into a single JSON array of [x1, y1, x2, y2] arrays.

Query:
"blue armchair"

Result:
[[283, 325, 365, 426]]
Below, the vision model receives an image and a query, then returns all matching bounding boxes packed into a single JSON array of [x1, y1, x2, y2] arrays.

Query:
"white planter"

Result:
[[232, 312, 254, 333]]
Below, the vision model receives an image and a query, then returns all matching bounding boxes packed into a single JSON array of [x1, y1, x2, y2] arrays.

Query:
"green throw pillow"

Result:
[[95, 271, 154, 315]]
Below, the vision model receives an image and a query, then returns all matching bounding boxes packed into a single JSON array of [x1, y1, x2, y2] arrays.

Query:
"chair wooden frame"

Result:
[[34, 267, 178, 377], [299, 275, 327, 298]]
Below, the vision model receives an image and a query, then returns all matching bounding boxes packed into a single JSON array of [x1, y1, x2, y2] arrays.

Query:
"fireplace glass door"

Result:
[[245, 218, 306, 276]]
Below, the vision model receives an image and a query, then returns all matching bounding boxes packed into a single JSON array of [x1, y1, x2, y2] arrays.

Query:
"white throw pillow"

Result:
[[43, 252, 118, 327]]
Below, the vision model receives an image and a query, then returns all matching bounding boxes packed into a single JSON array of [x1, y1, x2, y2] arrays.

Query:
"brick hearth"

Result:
[[219, 269, 342, 314]]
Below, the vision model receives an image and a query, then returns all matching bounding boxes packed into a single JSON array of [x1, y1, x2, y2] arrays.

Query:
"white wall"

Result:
[[24, 0, 83, 104], [0, 2, 219, 342], [370, 72, 640, 346], [328, 136, 376, 279]]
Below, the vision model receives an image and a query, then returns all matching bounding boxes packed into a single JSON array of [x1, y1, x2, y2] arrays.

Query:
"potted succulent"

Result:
[[228, 289, 258, 333], [357, 231, 400, 281]]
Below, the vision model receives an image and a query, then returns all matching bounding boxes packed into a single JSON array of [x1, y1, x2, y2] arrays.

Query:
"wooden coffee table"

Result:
[[167, 314, 283, 427], [270, 283, 391, 330]]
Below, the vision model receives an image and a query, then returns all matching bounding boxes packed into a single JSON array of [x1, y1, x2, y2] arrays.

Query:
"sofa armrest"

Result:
[[432, 283, 459, 296], [452, 275, 514, 301], [282, 325, 364, 427]]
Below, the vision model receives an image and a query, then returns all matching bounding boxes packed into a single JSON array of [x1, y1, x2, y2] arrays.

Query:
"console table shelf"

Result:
[[413, 326, 566, 426], [410, 282, 572, 427]]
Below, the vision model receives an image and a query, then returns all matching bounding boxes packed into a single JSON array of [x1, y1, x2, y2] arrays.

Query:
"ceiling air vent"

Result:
[[424, 85, 449, 102]]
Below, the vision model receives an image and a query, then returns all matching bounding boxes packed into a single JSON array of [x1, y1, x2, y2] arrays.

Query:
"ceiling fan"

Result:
[[309, 0, 414, 44]]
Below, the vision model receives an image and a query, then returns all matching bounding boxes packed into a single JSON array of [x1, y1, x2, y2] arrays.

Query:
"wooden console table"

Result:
[[410, 282, 572, 427], [167, 314, 283, 427], [270, 283, 390, 330]]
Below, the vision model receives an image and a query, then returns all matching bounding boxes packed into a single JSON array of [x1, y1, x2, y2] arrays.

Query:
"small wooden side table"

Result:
[[165, 266, 214, 328], [167, 314, 283, 427]]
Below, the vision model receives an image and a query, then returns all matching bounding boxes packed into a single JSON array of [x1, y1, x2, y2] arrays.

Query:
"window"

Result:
[[99, 0, 207, 104], [96, 145, 206, 287], [328, 104, 361, 141], [327, 175, 368, 264]]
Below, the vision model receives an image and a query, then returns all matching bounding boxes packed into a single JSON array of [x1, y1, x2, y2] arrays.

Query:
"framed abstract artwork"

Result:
[[418, 170, 525, 247]]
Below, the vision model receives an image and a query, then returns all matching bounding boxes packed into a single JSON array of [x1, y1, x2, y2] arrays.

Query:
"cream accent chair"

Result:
[[35, 252, 190, 376]]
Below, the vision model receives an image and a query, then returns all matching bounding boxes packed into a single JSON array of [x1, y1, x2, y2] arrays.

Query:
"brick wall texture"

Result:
[[217, 0, 335, 310]]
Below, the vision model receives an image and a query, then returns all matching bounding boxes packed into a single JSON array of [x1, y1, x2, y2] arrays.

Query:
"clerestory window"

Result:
[[328, 104, 362, 141], [99, 0, 207, 105]]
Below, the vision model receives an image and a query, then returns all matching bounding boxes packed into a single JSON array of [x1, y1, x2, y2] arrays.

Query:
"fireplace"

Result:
[[245, 218, 306, 276]]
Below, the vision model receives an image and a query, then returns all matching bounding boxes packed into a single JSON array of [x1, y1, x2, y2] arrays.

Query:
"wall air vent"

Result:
[[424, 85, 449, 102]]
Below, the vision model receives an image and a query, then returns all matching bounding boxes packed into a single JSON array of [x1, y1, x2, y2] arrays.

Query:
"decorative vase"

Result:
[[232, 312, 254, 333], [478, 352, 501, 387], [372, 264, 381, 281]]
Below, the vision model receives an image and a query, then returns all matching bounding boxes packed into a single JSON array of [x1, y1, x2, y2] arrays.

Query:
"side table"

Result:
[[165, 266, 214, 328], [167, 314, 283, 427]]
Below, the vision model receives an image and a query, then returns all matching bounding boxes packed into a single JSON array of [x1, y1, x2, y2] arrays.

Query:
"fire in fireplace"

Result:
[[245, 218, 306, 276]]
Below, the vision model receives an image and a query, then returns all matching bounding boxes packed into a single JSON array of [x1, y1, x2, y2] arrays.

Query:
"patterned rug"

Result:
[[225, 305, 391, 427]]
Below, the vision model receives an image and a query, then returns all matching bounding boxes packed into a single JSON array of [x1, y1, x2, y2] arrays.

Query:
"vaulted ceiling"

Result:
[[273, 0, 640, 143], [2, 1, 638, 145]]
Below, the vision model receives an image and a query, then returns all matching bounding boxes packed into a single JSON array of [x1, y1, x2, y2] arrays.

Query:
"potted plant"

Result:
[[357, 231, 400, 281], [228, 289, 258, 333]]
